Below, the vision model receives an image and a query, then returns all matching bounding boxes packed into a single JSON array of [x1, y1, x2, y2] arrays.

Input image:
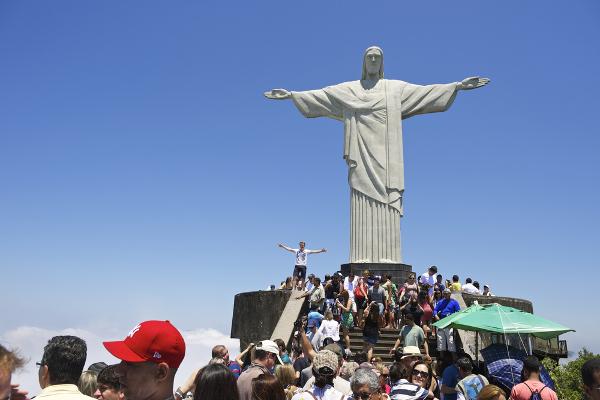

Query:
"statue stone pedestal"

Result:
[[340, 262, 413, 283]]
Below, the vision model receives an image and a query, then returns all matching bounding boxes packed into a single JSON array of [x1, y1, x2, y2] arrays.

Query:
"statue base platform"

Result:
[[340, 262, 413, 283]]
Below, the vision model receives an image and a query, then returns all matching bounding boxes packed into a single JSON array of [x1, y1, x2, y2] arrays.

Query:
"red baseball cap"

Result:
[[103, 320, 186, 368]]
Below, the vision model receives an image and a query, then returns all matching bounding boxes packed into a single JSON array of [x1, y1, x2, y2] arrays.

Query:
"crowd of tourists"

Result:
[[1, 320, 599, 400], [276, 262, 493, 364], [0, 244, 594, 400]]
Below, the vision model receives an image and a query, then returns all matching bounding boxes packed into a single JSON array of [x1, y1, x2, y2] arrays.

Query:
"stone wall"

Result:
[[231, 283, 538, 353], [461, 293, 534, 313], [340, 262, 413, 285], [230, 289, 293, 350]]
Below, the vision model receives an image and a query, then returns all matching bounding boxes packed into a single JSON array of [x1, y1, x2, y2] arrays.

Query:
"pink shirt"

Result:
[[420, 301, 433, 322], [510, 380, 558, 400]]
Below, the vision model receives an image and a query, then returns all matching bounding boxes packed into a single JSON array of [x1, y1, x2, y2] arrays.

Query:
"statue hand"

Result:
[[458, 77, 490, 90], [264, 88, 292, 99]]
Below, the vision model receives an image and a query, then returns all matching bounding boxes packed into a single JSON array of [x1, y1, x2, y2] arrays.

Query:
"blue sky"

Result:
[[2, 0, 599, 390]]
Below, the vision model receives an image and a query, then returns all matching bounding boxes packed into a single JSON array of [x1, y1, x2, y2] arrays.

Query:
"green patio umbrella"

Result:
[[432, 302, 484, 329], [435, 303, 574, 339]]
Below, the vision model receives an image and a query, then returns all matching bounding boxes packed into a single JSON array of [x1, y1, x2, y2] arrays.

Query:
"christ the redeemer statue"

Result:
[[265, 46, 489, 264]]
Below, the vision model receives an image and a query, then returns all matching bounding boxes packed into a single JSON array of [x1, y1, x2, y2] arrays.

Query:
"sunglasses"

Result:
[[352, 393, 373, 400], [412, 369, 430, 379]]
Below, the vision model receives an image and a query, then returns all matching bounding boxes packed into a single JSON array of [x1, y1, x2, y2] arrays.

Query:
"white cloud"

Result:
[[176, 328, 240, 389], [1, 326, 239, 396]]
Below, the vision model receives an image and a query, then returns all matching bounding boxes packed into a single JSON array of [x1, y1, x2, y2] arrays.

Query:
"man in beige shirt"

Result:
[[297, 278, 325, 311], [237, 340, 282, 400], [35, 336, 95, 400]]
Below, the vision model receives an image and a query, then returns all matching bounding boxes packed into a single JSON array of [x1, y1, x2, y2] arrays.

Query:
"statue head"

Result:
[[361, 46, 384, 80]]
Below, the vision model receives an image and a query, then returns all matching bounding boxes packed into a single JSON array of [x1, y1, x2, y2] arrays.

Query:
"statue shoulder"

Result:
[[325, 80, 360, 90], [384, 79, 409, 89], [322, 80, 360, 97]]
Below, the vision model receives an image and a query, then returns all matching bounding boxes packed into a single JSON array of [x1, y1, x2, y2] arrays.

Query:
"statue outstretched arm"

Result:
[[265, 86, 343, 120], [264, 89, 292, 100], [457, 76, 490, 91]]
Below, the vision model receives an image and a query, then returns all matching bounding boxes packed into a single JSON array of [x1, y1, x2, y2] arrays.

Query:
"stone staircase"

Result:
[[347, 326, 437, 361]]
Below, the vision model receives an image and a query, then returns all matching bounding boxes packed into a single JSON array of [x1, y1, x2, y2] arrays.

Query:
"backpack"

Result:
[[460, 375, 486, 400], [524, 382, 547, 400], [354, 284, 365, 299]]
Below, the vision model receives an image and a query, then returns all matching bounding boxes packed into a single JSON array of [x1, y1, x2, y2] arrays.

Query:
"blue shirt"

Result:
[[434, 298, 460, 319], [441, 364, 460, 400], [307, 311, 324, 328], [228, 361, 242, 379], [281, 353, 292, 364]]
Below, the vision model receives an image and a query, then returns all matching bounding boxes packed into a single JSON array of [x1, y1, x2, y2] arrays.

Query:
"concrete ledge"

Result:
[[341, 262, 413, 284], [461, 293, 533, 313], [231, 289, 293, 350]]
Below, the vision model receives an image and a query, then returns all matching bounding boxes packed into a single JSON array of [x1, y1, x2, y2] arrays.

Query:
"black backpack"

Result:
[[524, 382, 547, 400]]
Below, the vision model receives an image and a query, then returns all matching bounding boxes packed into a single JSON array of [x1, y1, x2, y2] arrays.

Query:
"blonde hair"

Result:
[[78, 370, 98, 397], [0, 345, 25, 375], [374, 362, 388, 376], [477, 384, 506, 400], [325, 310, 334, 321], [275, 364, 297, 388]]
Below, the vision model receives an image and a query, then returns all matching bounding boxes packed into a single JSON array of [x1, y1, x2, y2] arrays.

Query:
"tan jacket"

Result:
[[36, 385, 95, 400], [236, 363, 271, 400]]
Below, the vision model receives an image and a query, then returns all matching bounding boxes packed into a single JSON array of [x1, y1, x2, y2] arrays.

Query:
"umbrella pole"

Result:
[[475, 331, 479, 363]]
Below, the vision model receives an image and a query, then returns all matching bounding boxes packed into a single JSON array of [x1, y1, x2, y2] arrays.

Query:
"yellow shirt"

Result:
[[450, 282, 462, 292]]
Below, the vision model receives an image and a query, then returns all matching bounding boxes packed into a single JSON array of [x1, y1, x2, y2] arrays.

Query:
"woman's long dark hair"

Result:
[[193, 364, 239, 400], [368, 303, 380, 322], [251, 374, 286, 400]]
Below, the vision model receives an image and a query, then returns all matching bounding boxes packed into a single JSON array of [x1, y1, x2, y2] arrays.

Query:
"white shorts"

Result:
[[352, 301, 357, 313], [437, 327, 456, 352]]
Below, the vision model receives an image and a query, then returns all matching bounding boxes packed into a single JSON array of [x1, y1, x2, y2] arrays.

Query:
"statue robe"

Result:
[[291, 79, 458, 263]]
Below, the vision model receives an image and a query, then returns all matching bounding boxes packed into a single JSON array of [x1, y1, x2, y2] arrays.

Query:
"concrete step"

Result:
[[348, 331, 399, 337], [270, 289, 306, 345], [348, 338, 397, 346]]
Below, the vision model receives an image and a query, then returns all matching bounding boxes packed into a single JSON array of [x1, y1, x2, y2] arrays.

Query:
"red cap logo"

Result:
[[103, 320, 186, 369]]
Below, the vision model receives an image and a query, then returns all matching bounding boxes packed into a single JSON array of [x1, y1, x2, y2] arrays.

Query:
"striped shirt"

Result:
[[389, 379, 428, 400]]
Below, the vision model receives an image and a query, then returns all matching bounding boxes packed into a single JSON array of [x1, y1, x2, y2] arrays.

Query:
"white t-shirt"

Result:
[[419, 272, 436, 287], [343, 276, 358, 299], [317, 319, 340, 343], [292, 249, 319, 266], [300, 381, 351, 398], [462, 283, 480, 295]]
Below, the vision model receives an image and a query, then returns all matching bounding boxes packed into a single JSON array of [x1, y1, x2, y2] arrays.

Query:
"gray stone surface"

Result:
[[231, 289, 561, 357], [231, 289, 294, 350], [341, 262, 412, 285], [461, 293, 533, 313], [270, 289, 306, 346]]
